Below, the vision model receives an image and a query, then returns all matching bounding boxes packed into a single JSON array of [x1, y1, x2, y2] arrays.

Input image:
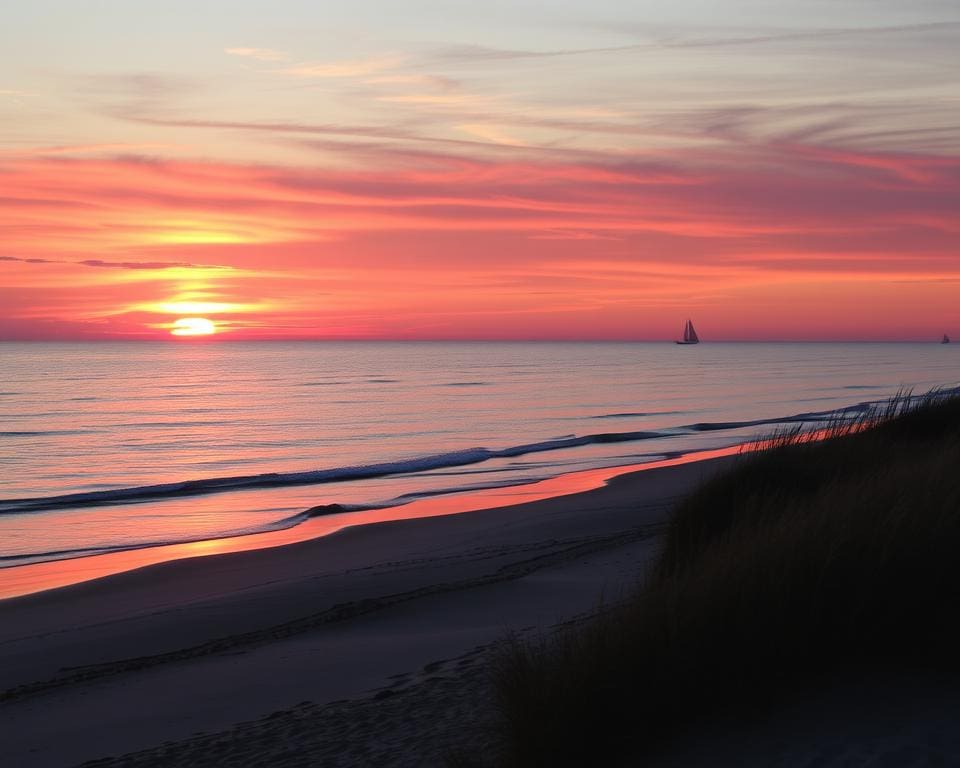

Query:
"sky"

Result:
[[1, 0, 958, 340]]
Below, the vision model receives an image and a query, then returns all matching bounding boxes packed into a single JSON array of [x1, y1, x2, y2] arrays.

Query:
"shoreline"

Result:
[[0, 452, 733, 766], [0, 444, 743, 601]]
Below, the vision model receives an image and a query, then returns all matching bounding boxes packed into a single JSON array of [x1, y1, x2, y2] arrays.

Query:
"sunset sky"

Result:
[[2, 0, 958, 340]]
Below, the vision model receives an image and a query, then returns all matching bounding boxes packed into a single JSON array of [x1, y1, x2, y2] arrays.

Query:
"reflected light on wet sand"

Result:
[[0, 446, 745, 600]]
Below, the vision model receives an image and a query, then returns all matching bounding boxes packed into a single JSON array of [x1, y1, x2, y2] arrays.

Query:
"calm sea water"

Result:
[[1, 342, 957, 567]]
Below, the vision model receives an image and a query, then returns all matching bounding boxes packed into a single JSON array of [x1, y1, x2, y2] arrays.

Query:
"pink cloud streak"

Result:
[[1, 139, 957, 340]]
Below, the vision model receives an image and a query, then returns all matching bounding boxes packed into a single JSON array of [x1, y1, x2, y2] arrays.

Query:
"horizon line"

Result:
[[0, 338, 953, 344]]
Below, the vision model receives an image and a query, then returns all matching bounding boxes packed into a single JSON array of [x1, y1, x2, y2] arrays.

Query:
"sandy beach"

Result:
[[0, 456, 731, 767]]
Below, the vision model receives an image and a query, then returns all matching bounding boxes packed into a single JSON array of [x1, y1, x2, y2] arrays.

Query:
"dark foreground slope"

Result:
[[491, 391, 960, 768]]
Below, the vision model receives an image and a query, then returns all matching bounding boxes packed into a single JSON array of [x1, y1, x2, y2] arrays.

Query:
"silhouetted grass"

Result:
[[491, 389, 960, 767]]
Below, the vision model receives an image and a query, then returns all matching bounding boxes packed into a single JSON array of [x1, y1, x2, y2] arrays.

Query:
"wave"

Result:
[[439, 381, 489, 387], [0, 449, 495, 514], [589, 411, 685, 420], [298, 381, 347, 387], [0, 508, 320, 567], [0, 429, 101, 437], [0, 396, 901, 516], [111, 420, 234, 428], [5, 388, 957, 567]]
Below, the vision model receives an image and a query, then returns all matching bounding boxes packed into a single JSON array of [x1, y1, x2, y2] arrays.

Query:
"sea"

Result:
[[1, 342, 957, 570]]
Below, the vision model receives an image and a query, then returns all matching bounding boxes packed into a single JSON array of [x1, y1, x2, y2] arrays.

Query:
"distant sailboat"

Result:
[[942, 333, 951, 344], [676, 319, 700, 345]]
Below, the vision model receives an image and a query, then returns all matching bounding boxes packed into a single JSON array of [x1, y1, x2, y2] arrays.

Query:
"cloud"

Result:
[[79, 72, 197, 100], [0, 256, 55, 264], [111, 112, 563, 158], [1, 142, 184, 158], [363, 74, 459, 91], [3, 139, 958, 340], [664, 20, 960, 49], [429, 42, 640, 64], [77, 72, 203, 119], [111, 92, 958, 165], [120, 114, 424, 142], [3, 140, 957, 250], [279, 55, 405, 79], [225, 47, 288, 62], [78, 259, 231, 270], [429, 21, 960, 63], [1, 255, 232, 270], [457, 124, 527, 146]]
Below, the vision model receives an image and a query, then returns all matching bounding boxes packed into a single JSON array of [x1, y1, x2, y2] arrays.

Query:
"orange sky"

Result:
[[1, 2, 958, 340]]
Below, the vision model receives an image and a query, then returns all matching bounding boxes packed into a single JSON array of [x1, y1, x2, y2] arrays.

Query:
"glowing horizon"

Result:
[[1, 1, 958, 341]]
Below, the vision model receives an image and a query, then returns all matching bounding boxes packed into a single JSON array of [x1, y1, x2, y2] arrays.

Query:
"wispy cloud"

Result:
[[363, 74, 459, 90], [225, 47, 289, 62], [457, 124, 527, 146], [280, 54, 405, 79], [115, 113, 431, 143], [0, 256, 54, 264], [430, 20, 960, 63], [1, 255, 232, 270], [110, 112, 558, 157], [3, 142, 957, 253], [647, 20, 960, 50], [76, 72, 203, 120], [1, 142, 184, 158], [79, 72, 197, 100]]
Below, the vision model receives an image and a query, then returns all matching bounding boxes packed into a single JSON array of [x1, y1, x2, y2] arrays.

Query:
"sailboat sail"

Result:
[[943, 334, 951, 344], [677, 319, 700, 344]]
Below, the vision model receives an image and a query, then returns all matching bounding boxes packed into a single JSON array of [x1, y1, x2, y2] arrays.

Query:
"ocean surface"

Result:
[[1, 342, 957, 569]]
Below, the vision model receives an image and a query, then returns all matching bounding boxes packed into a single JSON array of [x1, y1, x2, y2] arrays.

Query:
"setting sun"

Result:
[[170, 317, 216, 337]]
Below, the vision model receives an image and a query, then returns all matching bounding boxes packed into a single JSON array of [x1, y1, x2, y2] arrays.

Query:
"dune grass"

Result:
[[490, 389, 960, 767]]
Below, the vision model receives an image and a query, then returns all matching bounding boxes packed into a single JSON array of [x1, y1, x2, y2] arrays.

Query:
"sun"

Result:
[[171, 317, 217, 337]]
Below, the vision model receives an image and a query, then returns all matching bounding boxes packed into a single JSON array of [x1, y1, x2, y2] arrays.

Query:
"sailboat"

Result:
[[676, 319, 700, 345], [942, 333, 951, 344]]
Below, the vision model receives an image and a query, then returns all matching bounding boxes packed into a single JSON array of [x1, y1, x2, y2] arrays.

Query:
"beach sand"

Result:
[[0, 456, 730, 767]]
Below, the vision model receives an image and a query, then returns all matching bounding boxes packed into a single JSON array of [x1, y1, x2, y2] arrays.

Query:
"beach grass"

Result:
[[489, 389, 960, 767]]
